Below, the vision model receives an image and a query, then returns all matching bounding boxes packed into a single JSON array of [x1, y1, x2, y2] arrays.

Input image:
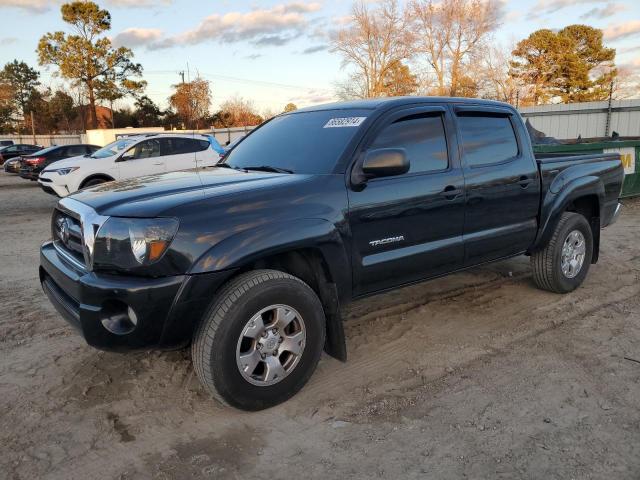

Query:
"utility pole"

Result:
[[30, 111, 36, 144], [605, 79, 614, 137]]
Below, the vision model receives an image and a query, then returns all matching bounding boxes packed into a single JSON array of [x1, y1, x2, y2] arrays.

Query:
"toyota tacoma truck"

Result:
[[40, 97, 624, 410]]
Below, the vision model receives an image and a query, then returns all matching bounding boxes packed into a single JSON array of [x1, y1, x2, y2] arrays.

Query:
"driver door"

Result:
[[347, 106, 466, 296], [117, 139, 165, 180]]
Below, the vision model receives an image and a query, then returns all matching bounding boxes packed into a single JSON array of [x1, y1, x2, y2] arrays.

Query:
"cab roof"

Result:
[[296, 96, 514, 113]]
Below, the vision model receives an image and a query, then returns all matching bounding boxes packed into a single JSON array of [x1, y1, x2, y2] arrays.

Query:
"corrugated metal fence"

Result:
[[519, 99, 640, 140]]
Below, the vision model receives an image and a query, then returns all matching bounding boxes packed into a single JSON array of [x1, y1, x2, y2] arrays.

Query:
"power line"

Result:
[[143, 69, 329, 92]]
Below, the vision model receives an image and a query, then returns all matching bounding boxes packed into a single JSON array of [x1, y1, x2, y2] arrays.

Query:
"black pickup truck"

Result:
[[40, 97, 623, 410]]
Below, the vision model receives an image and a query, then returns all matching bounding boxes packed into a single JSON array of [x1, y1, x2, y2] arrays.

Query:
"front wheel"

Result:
[[191, 269, 326, 410], [531, 212, 593, 293]]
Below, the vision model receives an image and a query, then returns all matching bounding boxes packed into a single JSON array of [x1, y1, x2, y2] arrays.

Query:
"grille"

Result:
[[52, 209, 86, 268]]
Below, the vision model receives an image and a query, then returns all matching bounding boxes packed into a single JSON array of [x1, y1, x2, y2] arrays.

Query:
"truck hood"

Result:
[[70, 167, 310, 217]]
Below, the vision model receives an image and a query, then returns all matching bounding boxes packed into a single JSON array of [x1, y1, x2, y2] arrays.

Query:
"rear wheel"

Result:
[[531, 212, 593, 293], [191, 269, 325, 410]]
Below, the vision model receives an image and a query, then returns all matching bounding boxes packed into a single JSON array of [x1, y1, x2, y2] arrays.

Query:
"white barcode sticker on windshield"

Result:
[[323, 117, 367, 128]]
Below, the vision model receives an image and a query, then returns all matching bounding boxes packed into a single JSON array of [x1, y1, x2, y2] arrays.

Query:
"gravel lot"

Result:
[[1, 172, 639, 480]]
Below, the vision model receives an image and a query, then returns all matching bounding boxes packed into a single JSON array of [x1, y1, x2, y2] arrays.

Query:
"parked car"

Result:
[[19, 144, 100, 181], [38, 134, 222, 196], [0, 143, 41, 165], [40, 97, 624, 410], [0, 140, 14, 147]]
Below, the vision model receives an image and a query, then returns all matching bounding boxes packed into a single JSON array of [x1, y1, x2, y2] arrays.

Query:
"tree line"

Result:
[[0, 0, 633, 135], [332, 0, 625, 105], [0, 1, 295, 134]]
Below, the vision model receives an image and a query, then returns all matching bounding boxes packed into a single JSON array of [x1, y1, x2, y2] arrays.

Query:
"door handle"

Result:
[[517, 176, 533, 188], [439, 185, 462, 200], [153, 162, 163, 166]]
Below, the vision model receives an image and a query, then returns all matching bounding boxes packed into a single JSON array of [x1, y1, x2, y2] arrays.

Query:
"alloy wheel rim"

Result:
[[235, 304, 306, 386], [561, 229, 586, 279]]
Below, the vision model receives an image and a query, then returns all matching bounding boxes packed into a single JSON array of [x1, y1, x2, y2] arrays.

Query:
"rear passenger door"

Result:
[[162, 137, 201, 172], [347, 106, 466, 296], [454, 106, 540, 266]]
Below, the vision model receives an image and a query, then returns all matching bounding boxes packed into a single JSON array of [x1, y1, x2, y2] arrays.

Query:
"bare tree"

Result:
[[331, 0, 415, 99], [477, 45, 522, 103], [169, 77, 211, 129], [213, 96, 263, 128], [410, 0, 501, 96]]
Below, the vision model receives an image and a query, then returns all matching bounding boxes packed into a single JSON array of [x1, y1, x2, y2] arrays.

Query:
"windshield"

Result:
[[222, 110, 369, 174], [91, 138, 136, 159]]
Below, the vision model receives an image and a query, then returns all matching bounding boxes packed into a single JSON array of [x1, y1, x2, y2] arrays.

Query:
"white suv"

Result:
[[38, 134, 224, 197]]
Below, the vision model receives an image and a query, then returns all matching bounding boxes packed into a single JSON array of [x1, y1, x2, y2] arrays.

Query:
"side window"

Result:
[[369, 114, 449, 174], [164, 138, 201, 155], [198, 139, 211, 151], [132, 139, 161, 159], [6, 146, 18, 152], [66, 145, 87, 157], [457, 114, 518, 167]]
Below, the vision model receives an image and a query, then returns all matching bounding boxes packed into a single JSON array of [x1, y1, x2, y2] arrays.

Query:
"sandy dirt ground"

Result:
[[1, 173, 639, 480]]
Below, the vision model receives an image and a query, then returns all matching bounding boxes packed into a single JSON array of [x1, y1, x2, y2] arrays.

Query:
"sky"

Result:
[[1, 0, 639, 114]]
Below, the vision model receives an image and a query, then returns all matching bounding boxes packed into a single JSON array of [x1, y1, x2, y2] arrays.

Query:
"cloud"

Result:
[[527, 0, 601, 19], [149, 2, 323, 49], [107, 0, 172, 5], [603, 20, 640, 41], [112, 28, 164, 48], [1, 37, 18, 45], [0, 0, 169, 12], [288, 88, 336, 106], [579, 2, 622, 20], [619, 45, 640, 54], [0, 0, 53, 12], [301, 45, 328, 54], [244, 54, 263, 60]]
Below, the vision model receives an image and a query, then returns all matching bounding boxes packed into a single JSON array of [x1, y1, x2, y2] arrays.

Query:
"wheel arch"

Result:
[[533, 176, 603, 263], [189, 218, 352, 361], [79, 173, 115, 189]]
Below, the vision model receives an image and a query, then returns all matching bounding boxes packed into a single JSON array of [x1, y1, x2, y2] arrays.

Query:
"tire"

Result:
[[531, 212, 593, 293], [191, 269, 326, 410], [81, 177, 108, 188]]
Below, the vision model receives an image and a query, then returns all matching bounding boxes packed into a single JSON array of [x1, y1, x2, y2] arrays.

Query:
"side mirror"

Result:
[[362, 148, 409, 178]]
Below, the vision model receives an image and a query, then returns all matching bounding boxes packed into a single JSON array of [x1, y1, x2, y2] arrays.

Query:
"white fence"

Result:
[[1, 126, 257, 148], [0, 134, 86, 147], [519, 99, 640, 140]]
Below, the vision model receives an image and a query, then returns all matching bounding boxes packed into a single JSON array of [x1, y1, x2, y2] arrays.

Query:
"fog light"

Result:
[[101, 302, 138, 335]]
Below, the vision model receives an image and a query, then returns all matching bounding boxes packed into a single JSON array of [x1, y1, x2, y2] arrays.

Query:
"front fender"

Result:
[[532, 175, 604, 251], [189, 218, 351, 299]]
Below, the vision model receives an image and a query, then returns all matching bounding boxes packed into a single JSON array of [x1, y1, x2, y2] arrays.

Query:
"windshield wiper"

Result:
[[242, 165, 294, 174], [215, 162, 241, 170]]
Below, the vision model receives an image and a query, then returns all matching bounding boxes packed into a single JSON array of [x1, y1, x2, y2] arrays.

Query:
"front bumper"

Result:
[[38, 175, 69, 197], [40, 241, 234, 351], [19, 168, 39, 180]]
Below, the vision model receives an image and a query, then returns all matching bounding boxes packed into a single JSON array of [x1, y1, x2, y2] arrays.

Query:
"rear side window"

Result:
[[163, 138, 208, 155], [369, 114, 449, 174], [457, 115, 518, 166], [65, 145, 88, 157]]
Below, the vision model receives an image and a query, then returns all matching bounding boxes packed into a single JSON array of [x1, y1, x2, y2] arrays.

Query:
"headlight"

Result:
[[93, 217, 179, 269], [56, 167, 79, 175]]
